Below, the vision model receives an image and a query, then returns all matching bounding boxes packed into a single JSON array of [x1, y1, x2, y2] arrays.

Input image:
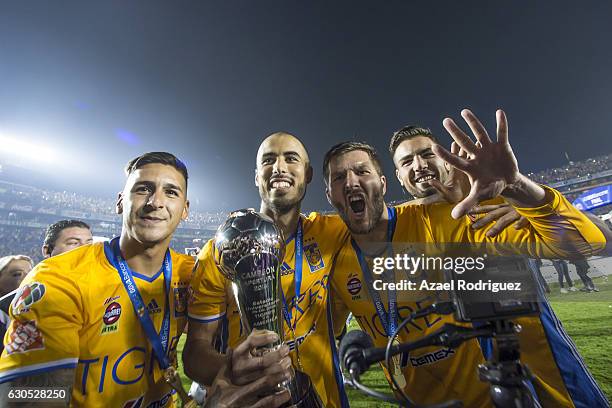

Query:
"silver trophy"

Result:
[[215, 209, 322, 407]]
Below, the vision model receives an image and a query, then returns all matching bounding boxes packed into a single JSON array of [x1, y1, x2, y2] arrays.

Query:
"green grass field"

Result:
[[177, 275, 611, 406]]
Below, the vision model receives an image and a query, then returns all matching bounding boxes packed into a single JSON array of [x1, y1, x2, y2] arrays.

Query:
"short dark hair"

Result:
[[125, 152, 188, 188], [323, 141, 384, 185], [43, 220, 91, 253], [388, 126, 438, 156]]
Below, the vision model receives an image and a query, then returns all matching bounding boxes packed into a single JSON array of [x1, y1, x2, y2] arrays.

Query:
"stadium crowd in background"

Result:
[[528, 153, 612, 184], [0, 227, 44, 264], [0, 144, 610, 406], [0, 180, 228, 230]]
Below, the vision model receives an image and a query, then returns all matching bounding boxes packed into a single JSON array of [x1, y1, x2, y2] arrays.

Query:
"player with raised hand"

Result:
[[326, 109, 607, 407], [434, 109, 548, 218], [390, 124, 529, 236]]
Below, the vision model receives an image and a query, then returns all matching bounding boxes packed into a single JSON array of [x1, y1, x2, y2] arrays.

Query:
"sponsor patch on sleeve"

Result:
[[11, 282, 46, 316], [5, 320, 45, 354]]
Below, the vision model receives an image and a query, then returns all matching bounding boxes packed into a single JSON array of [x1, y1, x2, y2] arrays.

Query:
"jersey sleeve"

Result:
[[511, 185, 606, 257], [187, 239, 229, 323], [423, 185, 606, 258], [0, 261, 83, 383], [309, 212, 352, 336], [329, 289, 351, 338]]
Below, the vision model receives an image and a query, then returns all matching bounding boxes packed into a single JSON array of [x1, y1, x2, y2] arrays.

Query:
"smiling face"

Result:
[[393, 135, 449, 198], [117, 163, 189, 246], [0, 259, 31, 295], [326, 149, 386, 234], [255, 133, 312, 214]]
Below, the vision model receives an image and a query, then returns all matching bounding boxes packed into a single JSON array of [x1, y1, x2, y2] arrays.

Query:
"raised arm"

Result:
[[433, 109, 550, 218], [430, 109, 605, 257]]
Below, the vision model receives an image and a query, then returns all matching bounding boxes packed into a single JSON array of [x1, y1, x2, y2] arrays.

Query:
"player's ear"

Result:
[[116, 192, 123, 214], [395, 168, 403, 187], [41, 245, 51, 258], [381, 175, 387, 196], [254, 168, 259, 187], [305, 165, 313, 184], [325, 186, 332, 206], [182, 200, 190, 221]]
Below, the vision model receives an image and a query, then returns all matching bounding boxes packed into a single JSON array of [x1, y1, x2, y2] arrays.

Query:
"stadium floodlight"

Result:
[[0, 134, 59, 164]]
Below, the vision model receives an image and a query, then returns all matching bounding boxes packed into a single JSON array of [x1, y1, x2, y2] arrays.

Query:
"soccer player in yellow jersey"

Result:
[[388, 124, 609, 407], [184, 133, 351, 407], [324, 110, 608, 407], [0, 152, 291, 408]]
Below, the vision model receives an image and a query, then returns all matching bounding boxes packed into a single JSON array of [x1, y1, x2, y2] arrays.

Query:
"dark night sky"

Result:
[[1, 1, 611, 212]]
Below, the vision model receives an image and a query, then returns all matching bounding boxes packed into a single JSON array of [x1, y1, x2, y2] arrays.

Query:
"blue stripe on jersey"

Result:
[[524, 380, 543, 408], [187, 313, 225, 323], [535, 274, 608, 407], [218, 314, 229, 353], [473, 321, 494, 360], [326, 290, 350, 408], [0, 362, 78, 383]]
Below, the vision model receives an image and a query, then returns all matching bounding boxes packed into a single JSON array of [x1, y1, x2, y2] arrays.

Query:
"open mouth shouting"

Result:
[[347, 192, 366, 217]]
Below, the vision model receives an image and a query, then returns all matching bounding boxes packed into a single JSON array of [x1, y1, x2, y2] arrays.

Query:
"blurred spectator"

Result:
[[0, 255, 32, 297], [42, 220, 93, 258], [0, 255, 34, 353], [551, 260, 577, 294], [570, 259, 599, 292]]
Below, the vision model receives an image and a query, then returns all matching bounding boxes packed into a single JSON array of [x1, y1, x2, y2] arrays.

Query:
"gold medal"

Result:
[[388, 338, 407, 390], [164, 353, 198, 408]]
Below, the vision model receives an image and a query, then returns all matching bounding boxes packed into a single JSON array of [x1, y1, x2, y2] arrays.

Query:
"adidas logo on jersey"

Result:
[[147, 299, 161, 314]]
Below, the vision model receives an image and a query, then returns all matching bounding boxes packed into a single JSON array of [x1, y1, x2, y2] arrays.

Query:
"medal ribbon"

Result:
[[105, 237, 172, 369], [281, 217, 303, 331], [352, 206, 398, 337]]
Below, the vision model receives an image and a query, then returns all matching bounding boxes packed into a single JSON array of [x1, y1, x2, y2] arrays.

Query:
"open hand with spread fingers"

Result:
[[432, 109, 543, 219]]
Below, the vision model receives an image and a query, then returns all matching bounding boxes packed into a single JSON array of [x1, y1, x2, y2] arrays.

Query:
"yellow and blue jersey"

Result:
[[188, 212, 351, 408], [0, 242, 194, 408], [332, 186, 607, 407]]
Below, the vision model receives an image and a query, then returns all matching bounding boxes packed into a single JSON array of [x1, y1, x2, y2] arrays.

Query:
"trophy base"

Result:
[[282, 370, 323, 408]]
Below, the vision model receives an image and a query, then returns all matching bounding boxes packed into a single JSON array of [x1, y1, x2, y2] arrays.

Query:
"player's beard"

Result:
[[410, 169, 440, 198], [263, 180, 307, 215], [338, 185, 385, 235]]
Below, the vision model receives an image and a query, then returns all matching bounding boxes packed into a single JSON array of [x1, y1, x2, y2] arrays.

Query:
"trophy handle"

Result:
[[282, 370, 323, 408]]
